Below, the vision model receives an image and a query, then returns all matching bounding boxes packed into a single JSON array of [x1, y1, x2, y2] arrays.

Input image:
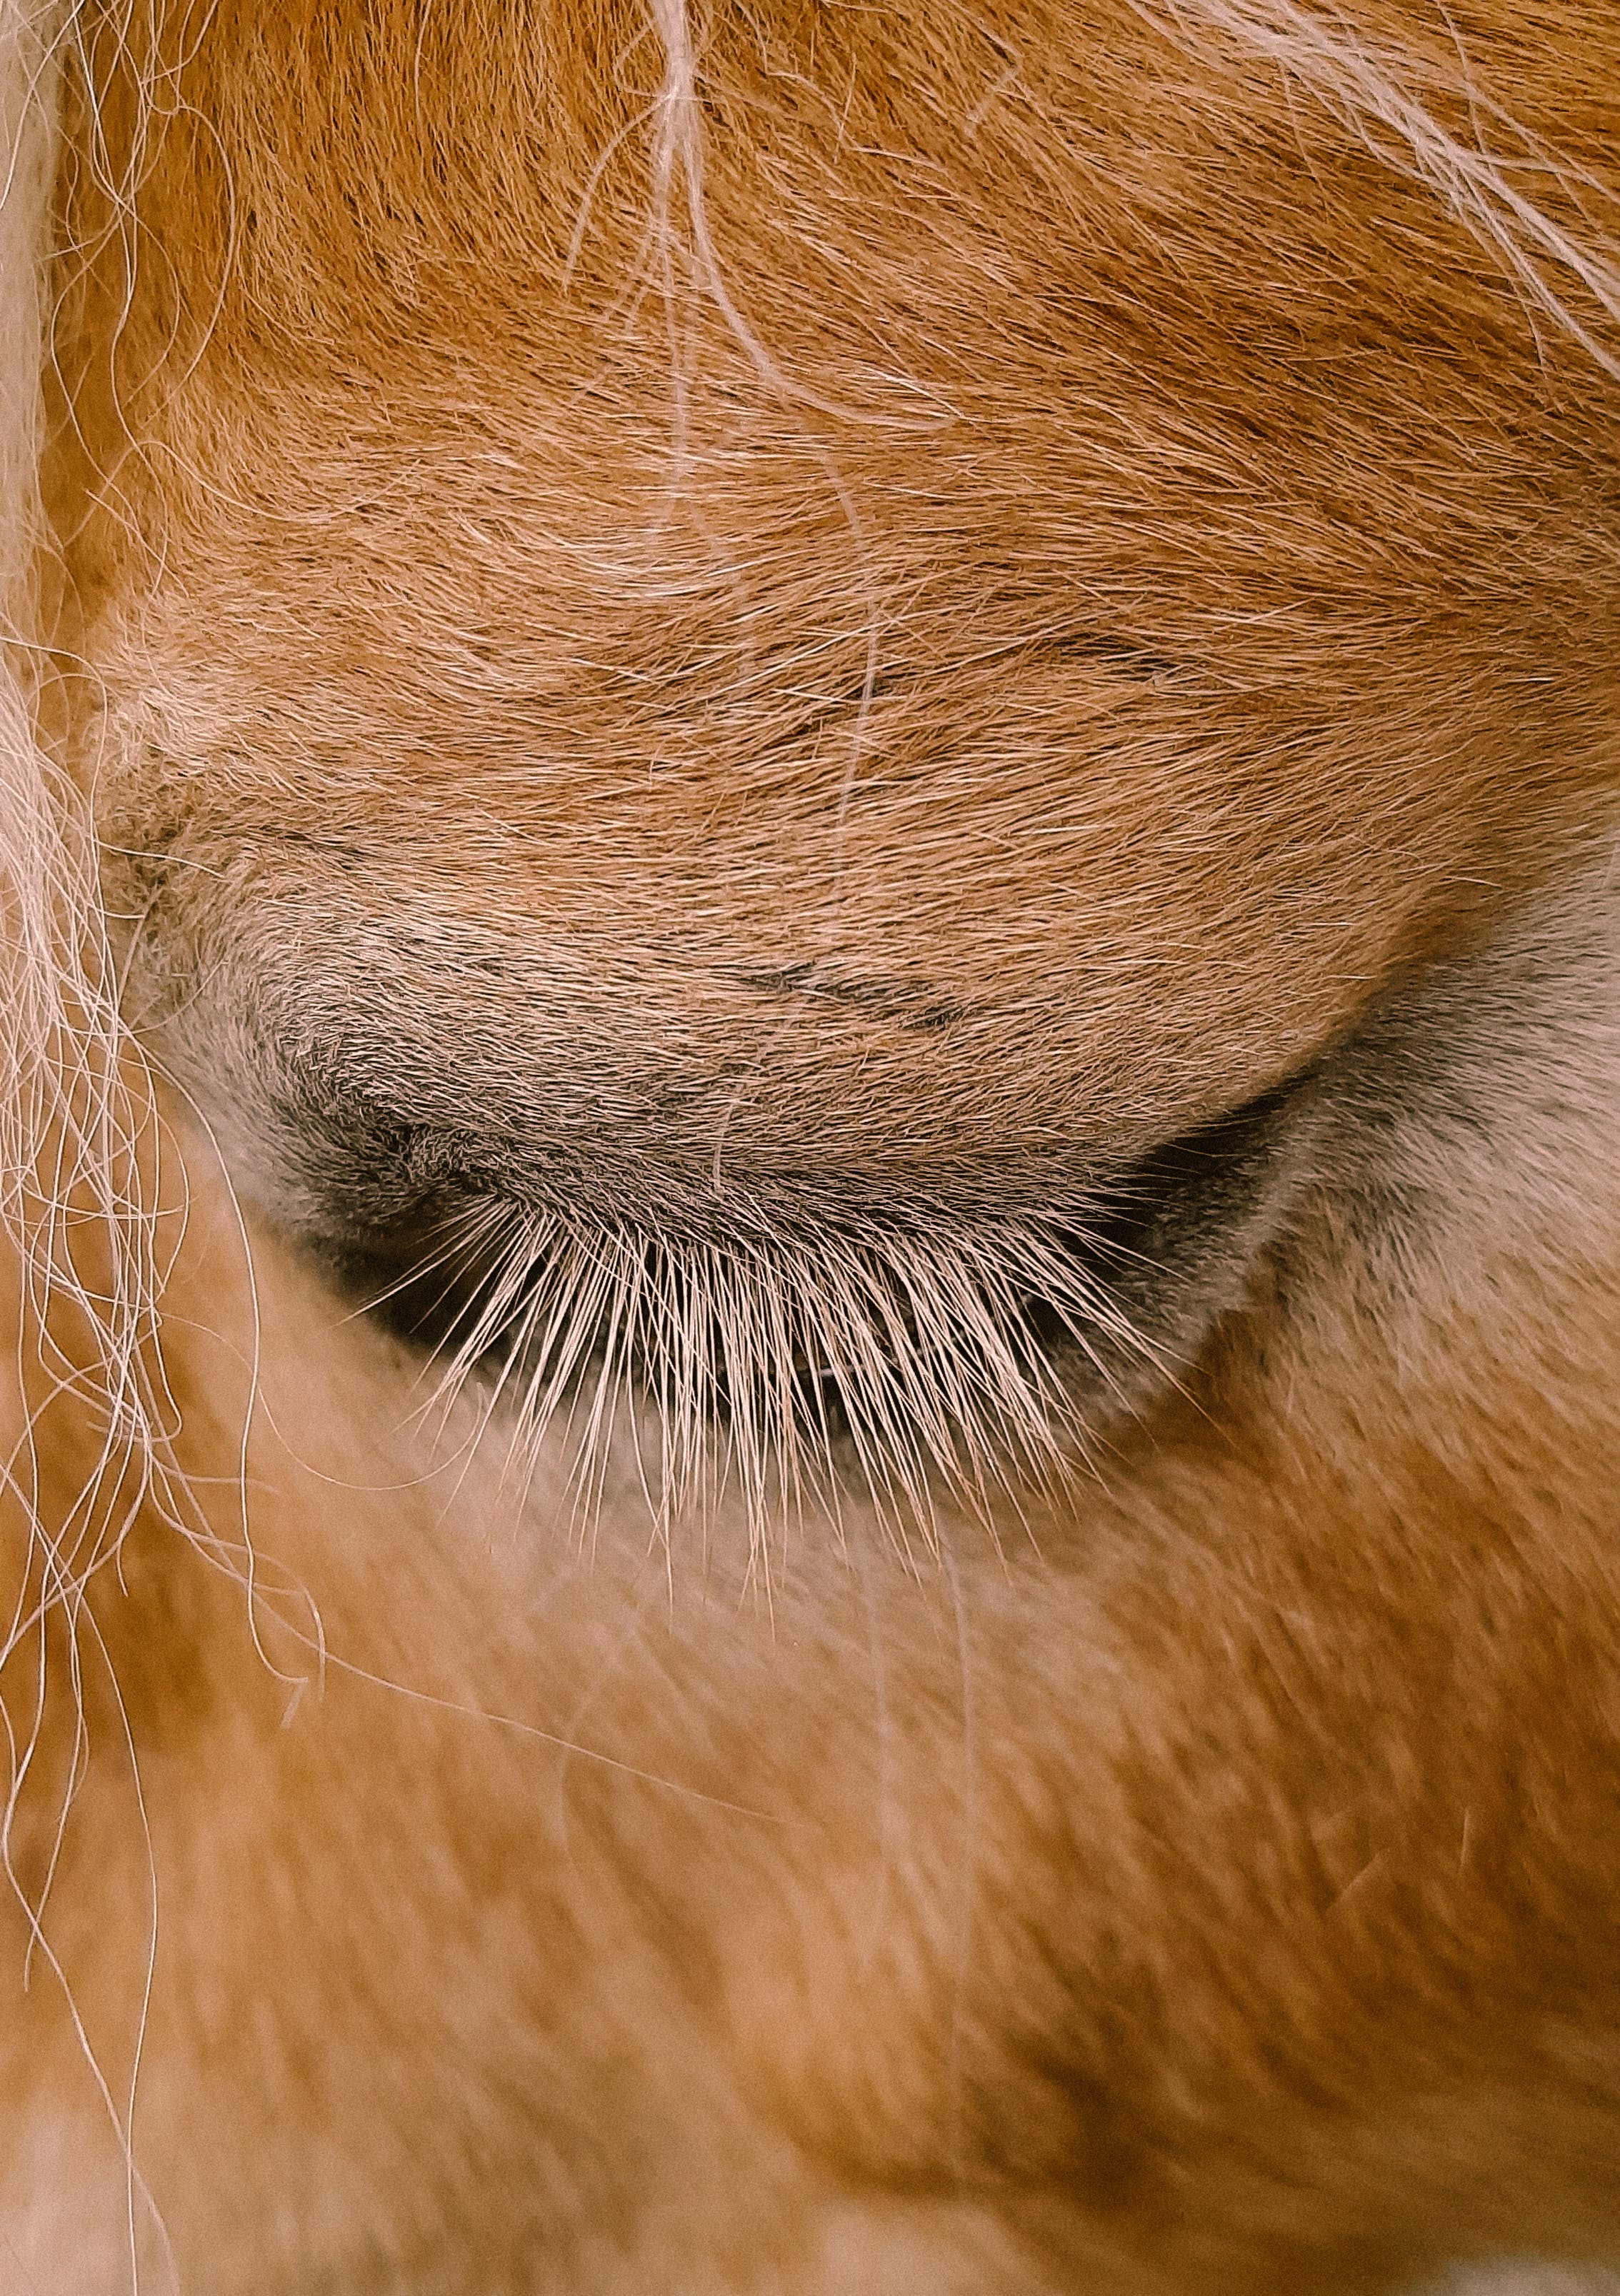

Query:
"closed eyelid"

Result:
[[313, 1061, 1317, 1523]]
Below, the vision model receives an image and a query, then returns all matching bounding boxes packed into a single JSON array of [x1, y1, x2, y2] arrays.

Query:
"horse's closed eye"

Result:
[[334, 1065, 1314, 1520]]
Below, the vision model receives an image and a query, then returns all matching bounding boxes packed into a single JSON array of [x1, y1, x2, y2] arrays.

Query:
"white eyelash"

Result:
[[411, 1197, 1171, 1542]]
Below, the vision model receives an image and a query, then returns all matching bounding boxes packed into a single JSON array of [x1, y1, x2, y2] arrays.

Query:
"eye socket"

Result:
[[342, 1074, 1311, 1527]]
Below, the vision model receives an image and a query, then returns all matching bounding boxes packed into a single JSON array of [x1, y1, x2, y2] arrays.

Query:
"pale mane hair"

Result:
[[0, 0, 1616, 1572], [0, 2, 161, 1670]]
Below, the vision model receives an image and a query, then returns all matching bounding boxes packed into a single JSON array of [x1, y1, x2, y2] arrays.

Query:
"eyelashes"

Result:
[[334, 1065, 1315, 1539], [369, 1192, 1171, 1535]]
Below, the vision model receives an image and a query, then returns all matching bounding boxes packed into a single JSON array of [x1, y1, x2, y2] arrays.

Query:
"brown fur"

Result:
[[4, 0, 1620, 2287]]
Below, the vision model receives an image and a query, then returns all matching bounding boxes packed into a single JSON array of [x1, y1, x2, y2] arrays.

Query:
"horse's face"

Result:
[[61, 0, 1620, 1508]]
